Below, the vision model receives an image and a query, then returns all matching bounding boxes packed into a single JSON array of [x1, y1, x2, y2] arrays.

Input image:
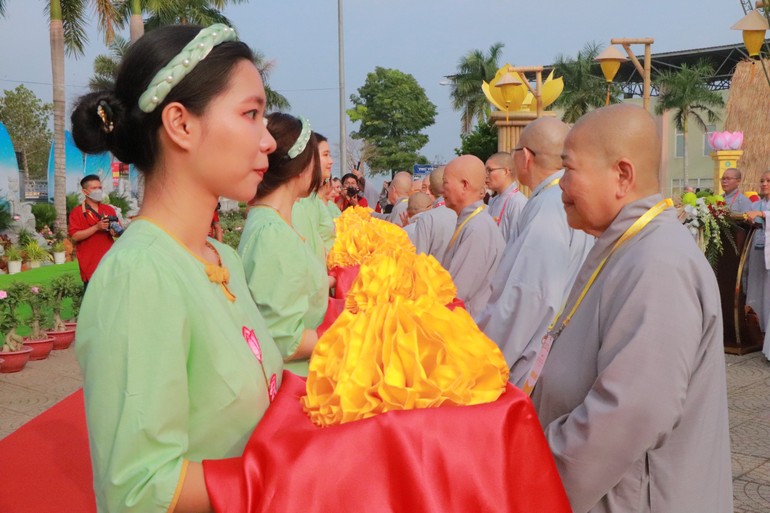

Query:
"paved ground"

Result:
[[1, 347, 768, 511]]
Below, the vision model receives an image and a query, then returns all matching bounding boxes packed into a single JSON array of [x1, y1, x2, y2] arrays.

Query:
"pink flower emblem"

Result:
[[268, 374, 277, 401], [0, 290, 6, 300], [242, 326, 262, 362], [31, 287, 39, 294]]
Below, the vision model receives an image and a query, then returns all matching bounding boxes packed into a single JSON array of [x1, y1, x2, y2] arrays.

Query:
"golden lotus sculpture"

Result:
[[482, 63, 563, 113]]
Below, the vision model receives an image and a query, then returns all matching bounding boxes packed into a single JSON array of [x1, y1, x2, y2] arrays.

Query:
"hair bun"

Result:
[[71, 91, 125, 156]]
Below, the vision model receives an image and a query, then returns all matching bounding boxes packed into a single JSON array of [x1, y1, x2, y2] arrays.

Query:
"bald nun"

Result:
[[475, 117, 593, 385], [440, 155, 504, 316], [530, 104, 732, 513], [410, 166, 458, 264], [372, 171, 412, 226], [403, 192, 433, 241]]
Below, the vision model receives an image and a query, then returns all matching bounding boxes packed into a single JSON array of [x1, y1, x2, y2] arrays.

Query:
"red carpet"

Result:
[[0, 389, 96, 513]]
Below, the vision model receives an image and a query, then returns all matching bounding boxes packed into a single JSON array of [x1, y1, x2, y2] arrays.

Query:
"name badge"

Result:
[[522, 333, 554, 396]]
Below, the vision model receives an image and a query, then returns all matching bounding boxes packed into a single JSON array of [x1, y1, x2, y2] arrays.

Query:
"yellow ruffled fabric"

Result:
[[327, 206, 414, 268], [303, 248, 509, 427]]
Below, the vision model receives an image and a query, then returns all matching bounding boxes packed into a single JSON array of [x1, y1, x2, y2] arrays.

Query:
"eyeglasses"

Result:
[[485, 167, 506, 176], [513, 146, 537, 157]]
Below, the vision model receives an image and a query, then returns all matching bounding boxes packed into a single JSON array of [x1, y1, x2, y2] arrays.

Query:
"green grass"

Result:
[[1, 262, 80, 337], [0, 262, 82, 288]]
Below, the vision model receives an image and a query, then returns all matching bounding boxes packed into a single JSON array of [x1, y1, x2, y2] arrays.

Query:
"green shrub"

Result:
[[66, 193, 80, 218], [107, 191, 131, 215], [16, 228, 35, 247], [31, 202, 57, 231], [0, 202, 11, 232]]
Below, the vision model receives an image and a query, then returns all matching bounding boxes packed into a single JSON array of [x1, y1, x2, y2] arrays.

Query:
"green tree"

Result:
[[449, 42, 504, 134], [553, 42, 618, 124], [89, 35, 130, 92], [655, 60, 724, 188], [348, 67, 437, 175], [0, 85, 53, 181], [454, 120, 498, 162], [0, 1, 118, 228]]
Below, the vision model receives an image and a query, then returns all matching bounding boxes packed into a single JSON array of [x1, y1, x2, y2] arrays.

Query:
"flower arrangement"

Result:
[[679, 190, 737, 267]]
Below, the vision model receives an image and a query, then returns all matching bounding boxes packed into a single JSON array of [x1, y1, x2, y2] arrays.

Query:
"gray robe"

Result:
[[744, 198, 770, 359], [475, 171, 593, 385], [724, 188, 753, 213], [403, 211, 426, 242], [486, 181, 527, 244], [441, 200, 504, 317], [372, 197, 408, 226], [532, 194, 733, 513], [410, 198, 457, 265]]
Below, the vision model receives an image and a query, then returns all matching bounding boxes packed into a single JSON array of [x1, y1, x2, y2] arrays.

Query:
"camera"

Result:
[[346, 186, 360, 197], [104, 215, 124, 235]]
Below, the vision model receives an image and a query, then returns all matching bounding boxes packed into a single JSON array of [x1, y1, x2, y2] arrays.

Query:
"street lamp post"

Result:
[[594, 45, 627, 106], [610, 38, 654, 112], [731, 7, 770, 88], [338, 0, 347, 176]]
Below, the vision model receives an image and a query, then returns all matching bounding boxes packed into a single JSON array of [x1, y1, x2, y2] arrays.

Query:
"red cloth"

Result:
[[68, 203, 117, 282], [329, 265, 361, 299], [316, 297, 346, 338], [0, 390, 96, 513], [204, 371, 571, 513]]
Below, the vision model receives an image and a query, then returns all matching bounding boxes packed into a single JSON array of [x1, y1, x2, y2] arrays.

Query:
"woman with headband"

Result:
[[70, 25, 282, 513], [238, 113, 329, 376]]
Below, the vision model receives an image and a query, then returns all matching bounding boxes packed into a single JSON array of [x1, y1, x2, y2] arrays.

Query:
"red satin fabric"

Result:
[[328, 265, 360, 299], [204, 371, 570, 513], [446, 297, 466, 311], [316, 296, 346, 338]]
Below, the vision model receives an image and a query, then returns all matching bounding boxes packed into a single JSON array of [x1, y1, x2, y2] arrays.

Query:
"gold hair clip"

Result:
[[97, 101, 114, 134]]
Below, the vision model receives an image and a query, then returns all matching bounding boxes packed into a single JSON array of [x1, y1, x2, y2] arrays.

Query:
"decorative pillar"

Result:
[[710, 150, 743, 194]]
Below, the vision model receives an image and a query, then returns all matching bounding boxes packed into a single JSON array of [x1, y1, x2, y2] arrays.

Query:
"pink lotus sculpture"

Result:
[[708, 131, 743, 151]]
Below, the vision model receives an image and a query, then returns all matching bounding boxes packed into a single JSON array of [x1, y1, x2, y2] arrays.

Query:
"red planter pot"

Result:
[[47, 329, 77, 350], [0, 358, 4, 372], [64, 322, 77, 330], [23, 337, 55, 360], [0, 347, 33, 373]]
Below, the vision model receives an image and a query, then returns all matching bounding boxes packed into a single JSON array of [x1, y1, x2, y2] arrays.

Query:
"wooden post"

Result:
[[611, 38, 655, 112]]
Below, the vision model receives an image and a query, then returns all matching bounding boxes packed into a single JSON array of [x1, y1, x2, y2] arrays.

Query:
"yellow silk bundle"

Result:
[[303, 251, 509, 427], [327, 206, 414, 268]]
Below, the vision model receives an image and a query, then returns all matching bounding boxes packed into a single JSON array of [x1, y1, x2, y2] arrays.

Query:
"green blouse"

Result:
[[76, 219, 283, 513], [292, 194, 336, 259], [238, 206, 329, 376]]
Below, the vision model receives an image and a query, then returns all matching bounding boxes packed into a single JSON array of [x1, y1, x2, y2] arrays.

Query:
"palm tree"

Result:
[[89, 36, 130, 91], [655, 60, 724, 188], [253, 50, 290, 111], [449, 42, 504, 134], [552, 42, 616, 124]]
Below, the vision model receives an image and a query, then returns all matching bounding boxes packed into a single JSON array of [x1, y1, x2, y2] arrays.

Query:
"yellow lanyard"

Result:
[[549, 198, 673, 336], [448, 205, 486, 249]]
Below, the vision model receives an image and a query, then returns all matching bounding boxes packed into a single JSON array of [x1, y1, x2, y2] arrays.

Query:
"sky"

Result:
[[0, 0, 750, 179]]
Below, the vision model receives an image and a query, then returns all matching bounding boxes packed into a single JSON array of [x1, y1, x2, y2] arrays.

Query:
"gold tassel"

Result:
[[205, 263, 236, 302]]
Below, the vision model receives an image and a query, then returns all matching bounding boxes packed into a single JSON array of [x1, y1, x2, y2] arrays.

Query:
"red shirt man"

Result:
[[68, 175, 119, 286]]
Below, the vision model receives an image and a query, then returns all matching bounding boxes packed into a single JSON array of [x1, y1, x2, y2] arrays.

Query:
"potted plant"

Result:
[[5, 244, 22, 275], [46, 275, 80, 349], [23, 285, 55, 360], [24, 240, 51, 269], [65, 283, 84, 329], [51, 240, 67, 264], [0, 283, 33, 372]]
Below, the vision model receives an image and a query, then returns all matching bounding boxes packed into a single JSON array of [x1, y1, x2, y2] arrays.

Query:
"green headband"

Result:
[[138, 24, 238, 113], [286, 117, 312, 159]]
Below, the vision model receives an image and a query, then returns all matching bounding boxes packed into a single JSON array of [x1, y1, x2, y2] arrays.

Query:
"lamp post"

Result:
[[338, 0, 347, 176], [609, 38, 654, 111], [594, 45, 627, 106], [731, 7, 770, 88]]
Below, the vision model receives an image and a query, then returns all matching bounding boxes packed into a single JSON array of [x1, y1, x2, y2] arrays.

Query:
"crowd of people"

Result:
[[68, 23, 745, 513]]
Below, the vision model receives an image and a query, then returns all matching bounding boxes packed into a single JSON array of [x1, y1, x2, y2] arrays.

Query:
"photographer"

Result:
[[68, 174, 122, 289], [335, 172, 369, 211]]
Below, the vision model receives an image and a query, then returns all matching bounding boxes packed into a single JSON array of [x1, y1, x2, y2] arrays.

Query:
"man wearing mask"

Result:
[[68, 175, 121, 289]]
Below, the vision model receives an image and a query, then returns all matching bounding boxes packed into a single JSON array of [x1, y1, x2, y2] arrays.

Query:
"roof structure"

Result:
[[543, 40, 765, 98]]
